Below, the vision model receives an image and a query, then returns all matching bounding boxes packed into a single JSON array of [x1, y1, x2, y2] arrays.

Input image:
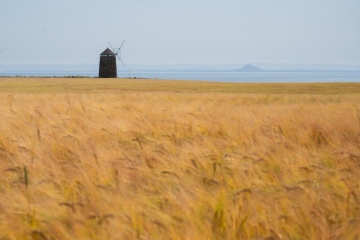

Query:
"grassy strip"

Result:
[[0, 77, 359, 94]]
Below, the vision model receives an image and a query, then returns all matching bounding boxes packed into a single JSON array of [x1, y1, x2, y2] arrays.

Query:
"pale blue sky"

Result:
[[0, 0, 359, 65]]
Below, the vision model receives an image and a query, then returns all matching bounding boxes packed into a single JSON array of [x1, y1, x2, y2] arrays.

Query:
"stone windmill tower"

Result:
[[98, 41, 125, 78]]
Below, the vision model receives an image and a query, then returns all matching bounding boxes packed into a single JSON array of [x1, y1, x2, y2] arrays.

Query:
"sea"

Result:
[[118, 70, 360, 82], [1, 70, 360, 82]]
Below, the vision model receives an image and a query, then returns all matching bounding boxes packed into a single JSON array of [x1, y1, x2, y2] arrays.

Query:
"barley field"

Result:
[[0, 78, 359, 240]]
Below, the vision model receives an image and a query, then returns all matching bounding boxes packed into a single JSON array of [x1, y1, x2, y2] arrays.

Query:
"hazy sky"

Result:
[[0, 0, 359, 65]]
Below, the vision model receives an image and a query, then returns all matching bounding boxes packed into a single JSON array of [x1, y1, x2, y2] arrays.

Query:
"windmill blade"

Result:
[[115, 40, 125, 54], [114, 48, 121, 55], [108, 42, 115, 51], [120, 40, 125, 49], [118, 56, 126, 66]]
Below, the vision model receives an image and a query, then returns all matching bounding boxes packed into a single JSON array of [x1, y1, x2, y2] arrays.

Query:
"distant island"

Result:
[[237, 64, 264, 72]]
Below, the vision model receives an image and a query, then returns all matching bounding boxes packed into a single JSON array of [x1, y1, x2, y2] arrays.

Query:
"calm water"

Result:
[[120, 71, 360, 82], [1, 70, 360, 82]]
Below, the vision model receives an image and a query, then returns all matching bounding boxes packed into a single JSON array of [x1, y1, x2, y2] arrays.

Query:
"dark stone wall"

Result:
[[99, 56, 117, 78]]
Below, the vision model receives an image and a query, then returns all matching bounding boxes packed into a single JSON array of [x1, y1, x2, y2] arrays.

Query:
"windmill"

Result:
[[98, 40, 125, 78]]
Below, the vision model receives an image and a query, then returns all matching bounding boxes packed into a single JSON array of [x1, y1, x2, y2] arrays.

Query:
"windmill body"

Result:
[[99, 48, 117, 78]]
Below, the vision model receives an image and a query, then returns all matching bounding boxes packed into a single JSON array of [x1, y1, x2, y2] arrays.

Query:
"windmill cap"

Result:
[[100, 48, 116, 56]]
